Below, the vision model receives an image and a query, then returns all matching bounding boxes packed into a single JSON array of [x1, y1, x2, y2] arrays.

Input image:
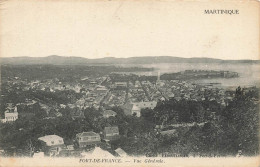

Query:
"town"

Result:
[[0, 65, 259, 157]]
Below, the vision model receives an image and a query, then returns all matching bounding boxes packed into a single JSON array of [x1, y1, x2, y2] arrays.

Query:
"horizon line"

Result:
[[1, 55, 259, 61]]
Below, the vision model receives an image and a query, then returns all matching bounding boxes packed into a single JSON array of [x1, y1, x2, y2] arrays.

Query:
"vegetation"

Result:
[[0, 87, 258, 157], [1, 65, 152, 81]]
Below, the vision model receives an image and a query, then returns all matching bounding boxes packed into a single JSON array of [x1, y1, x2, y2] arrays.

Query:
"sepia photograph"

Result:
[[0, 0, 259, 166]]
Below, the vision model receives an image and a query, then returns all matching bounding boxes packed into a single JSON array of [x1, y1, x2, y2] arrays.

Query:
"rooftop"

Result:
[[115, 148, 127, 157], [104, 126, 119, 134], [38, 135, 63, 143], [103, 110, 117, 116], [81, 147, 114, 158], [76, 131, 99, 137]]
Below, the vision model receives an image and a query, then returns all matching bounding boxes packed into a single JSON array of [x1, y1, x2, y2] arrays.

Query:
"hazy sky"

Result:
[[0, 0, 259, 60]]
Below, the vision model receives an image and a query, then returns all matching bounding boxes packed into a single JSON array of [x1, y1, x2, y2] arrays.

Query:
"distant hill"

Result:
[[1, 55, 259, 65]]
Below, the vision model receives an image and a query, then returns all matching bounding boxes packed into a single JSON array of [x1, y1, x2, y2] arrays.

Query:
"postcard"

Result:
[[0, 0, 259, 167]]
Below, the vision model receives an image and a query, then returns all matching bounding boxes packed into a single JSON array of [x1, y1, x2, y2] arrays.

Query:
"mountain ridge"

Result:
[[1, 55, 259, 65]]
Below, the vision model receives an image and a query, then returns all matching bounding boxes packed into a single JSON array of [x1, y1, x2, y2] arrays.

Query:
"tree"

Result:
[[219, 87, 259, 156]]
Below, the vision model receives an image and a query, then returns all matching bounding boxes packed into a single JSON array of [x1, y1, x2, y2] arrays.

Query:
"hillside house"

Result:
[[103, 110, 117, 118], [76, 131, 101, 148], [1, 104, 18, 123], [115, 148, 128, 157], [103, 126, 120, 141], [122, 103, 141, 117], [38, 135, 66, 156], [122, 101, 157, 117]]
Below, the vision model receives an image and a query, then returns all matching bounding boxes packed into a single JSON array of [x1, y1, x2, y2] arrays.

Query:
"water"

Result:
[[119, 63, 260, 88]]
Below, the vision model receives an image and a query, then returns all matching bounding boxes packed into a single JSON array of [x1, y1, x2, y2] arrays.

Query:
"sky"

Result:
[[0, 0, 259, 60]]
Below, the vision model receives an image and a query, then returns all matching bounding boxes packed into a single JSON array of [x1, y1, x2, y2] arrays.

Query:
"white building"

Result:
[[122, 101, 157, 117], [81, 147, 114, 158], [38, 135, 64, 146], [132, 105, 141, 117], [33, 152, 45, 158], [38, 135, 65, 156], [133, 101, 157, 109], [4, 111, 18, 122], [115, 82, 127, 88], [1, 106, 18, 123], [115, 148, 128, 157]]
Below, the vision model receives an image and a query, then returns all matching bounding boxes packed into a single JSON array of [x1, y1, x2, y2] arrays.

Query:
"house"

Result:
[[67, 103, 76, 109], [81, 77, 89, 81], [103, 110, 117, 118], [33, 151, 44, 158], [60, 104, 66, 108], [90, 81, 97, 85], [115, 82, 127, 89], [76, 131, 101, 148], [3, 110, 18, 123], [122, 103, 141, 117], [122, 101, 157, 117], [115, 148, 127, 157], [1, 105, 18, 123], [48, 109, 62, 118], [38, 135, 66, 156], [103, 126, 120, 141], [81, 147, 114, 158], [96, 86, 108, 94], [160, 129, 177, 136], [133, 101, 157, 109], [73, 85, 81, 93], [131, 105, 141, 117]]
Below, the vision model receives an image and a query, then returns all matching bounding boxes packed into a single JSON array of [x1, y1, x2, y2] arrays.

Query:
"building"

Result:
[[115, 148, 128, 157], [131, 105, 141, 117], [103, 126, 120, 141], [96, 86, 108, 94], [33, 152, 44, 158], [223, 71, 239, 78], [3, 110, 18, 123], [114, 82, 127, 89], [160, 129, 177, 136], [38, 135, 65, 156], [133, 101, 157, 109], [122, 101, 157, 117], [103, 110, 117, 118], [76, 131, 101, 148], [81, 147, 114, 158], [1, 104, 18, 123], [122, 103, 141, 117]]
